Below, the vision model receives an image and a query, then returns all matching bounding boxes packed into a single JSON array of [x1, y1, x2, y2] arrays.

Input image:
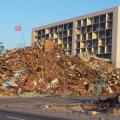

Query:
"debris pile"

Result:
[[0, 41, 120, 96]]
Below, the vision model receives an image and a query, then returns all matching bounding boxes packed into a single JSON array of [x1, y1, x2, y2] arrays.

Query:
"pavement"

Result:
[[0, 96, 84, 120], [0, 109, 71, 120], [0, 95, 119, 120]]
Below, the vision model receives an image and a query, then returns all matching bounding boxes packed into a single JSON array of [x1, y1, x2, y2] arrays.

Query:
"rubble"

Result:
[[2, 80, 18, 89], [0, 41, 120, 96]]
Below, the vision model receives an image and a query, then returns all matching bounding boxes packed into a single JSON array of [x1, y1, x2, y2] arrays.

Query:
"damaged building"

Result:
[[32, 6, 120, 68]]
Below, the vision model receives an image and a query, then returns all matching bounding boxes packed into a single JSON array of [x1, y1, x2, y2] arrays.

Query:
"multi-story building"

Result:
[[32, 6, 120, 68]]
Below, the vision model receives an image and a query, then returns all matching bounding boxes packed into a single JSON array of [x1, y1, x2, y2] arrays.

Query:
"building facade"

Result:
[[32, 6, 120, 68]]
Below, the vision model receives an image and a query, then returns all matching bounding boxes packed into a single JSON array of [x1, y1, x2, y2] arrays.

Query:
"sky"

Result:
[[0, 0, 120, 49]]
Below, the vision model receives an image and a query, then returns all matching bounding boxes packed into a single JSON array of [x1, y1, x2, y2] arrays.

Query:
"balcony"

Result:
[[106, 21, 112, 29], [81, 19, 87, 26], [99, 38, 106, 46], [100, 14, 106, 22], [107, 12, 113, 21], [87, 25, 92, 33], [106, 29, 112, 37], [106, 37, 112, 45], [93, 16, 99, 24], [68, 50, 72, 55], [50, 27, 53, 33], [81, 48, 86, 53], [64, 24, 68, 30], [42, 35, 46, 40], [38, 30, 41, 36], [93, 40, 98, 47], [45, 29, 50, 34], [68, 29, 73, 36], [99, 46, 105, 54], [92, 32, 98, 39], [68, 43, 72, 49], [68, 36, 72, 43], [76, 35, 80, 41], [53, 33, 58, 39], [81, 34, 86, 41], [59, 31, 63, 38], [63, 30, 68, 37], [38, 36, 41, 40], [68, 22, 73, 29], [106, 45, 112, 53], [59, 25, 63, 31], [63, 44, 67, 49], [49, 34, 53, 39], [93, 47, 98, 54], [46, 34, 49, 40], [87, 18, 92, 25], [76, 42, 80, 48], [77, 20, 81, 28], [81, 41, 86, 48], [53, 26, 58, 32], [76, 49, 80, 55], [63, 37, 67, 43], [99, 30, 105, 38], [100, 22, 106, 30], [87, 33, 92, 40], [42, 29, 45, 35], [87, 48, 92, 53], [81, 26, 86, 34], [93, 24, 99, 31], [86, 40, 92, 47]]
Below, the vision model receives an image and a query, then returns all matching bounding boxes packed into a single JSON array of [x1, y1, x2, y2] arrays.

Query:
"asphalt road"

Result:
[[0, 109, 70, 120], [0, 95, 119, 120]]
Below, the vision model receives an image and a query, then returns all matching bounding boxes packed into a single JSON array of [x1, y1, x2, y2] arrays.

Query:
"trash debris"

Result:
[[45, 105, 49, 108], [44, 40, 55, 52], [2, 80, 18, 89], [0, 41, 119, 96], [109, 108, 120, 115], [89, 111, 99, 116]]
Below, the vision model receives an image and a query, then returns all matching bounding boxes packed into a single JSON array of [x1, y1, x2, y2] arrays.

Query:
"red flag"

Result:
[[15, 25, 21, 31]]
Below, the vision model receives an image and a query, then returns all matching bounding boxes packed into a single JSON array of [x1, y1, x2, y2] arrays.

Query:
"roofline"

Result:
[[33, 6, 119, 31]]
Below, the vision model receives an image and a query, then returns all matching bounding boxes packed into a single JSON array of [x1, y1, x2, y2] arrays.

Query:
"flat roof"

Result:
[[33, 6, 119, 31]]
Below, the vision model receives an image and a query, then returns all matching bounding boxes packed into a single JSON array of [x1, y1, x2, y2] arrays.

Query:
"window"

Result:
[[68, 36, 72, 43], [106, 37, 112, 45], [93, 16, 99, 24], [106, 29, 112, 36], [99, 31, 105, 38], [100, 22, 106, 30], [93, 40, 98, 47], [100, 14, 106, 22], [108, 13, 113, 21], [81, 26, 86, 33], [87, 25, 92, 32], [76, 35, 80, 42], [68, 22, 73, 29], [93, 24, 99, 31], [77, 20, 81, 28], [76, 43, 80, 48], [93, 47, 98, 54]]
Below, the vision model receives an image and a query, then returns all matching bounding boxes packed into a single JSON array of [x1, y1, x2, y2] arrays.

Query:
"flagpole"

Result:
[[15, 24, 25, 47], [20, 28, 25, 47]]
